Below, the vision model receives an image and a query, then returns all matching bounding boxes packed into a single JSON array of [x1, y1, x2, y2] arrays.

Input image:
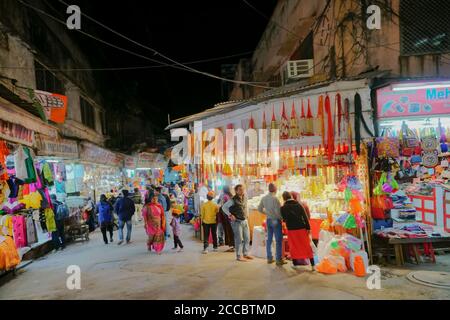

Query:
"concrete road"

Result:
[[1, 224, 449, 300]]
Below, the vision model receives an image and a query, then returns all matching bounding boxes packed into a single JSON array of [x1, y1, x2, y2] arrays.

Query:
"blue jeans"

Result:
[[118, 219, 132, 242], [266, 218, 283, 261], [165, 211, 171, 238], [231, 220, 250, 259]]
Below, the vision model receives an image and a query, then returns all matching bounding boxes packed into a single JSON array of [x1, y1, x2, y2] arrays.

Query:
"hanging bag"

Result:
[[376, 128, 400, 158], [399, 122, 421, 156]]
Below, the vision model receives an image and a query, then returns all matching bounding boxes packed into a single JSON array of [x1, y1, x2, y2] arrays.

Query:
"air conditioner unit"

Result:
[[285, 59, 314, 79]]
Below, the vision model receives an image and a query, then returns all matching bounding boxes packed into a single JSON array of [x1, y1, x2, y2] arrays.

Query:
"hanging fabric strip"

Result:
[[336, 93, 342, 139], [325, 95, 334, 162], [318, 96, 325, 146], [354, 93, 375, 155], [354, 94, 362, 155], [345, 98, 352, 155]]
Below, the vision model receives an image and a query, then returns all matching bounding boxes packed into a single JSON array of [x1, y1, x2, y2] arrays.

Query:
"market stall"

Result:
[[178, 79, 376, 275], [0, 138, 58, 273], [371, 80, 450, 265], [124, 153, 168, 190], [79, 142, 125, 202]]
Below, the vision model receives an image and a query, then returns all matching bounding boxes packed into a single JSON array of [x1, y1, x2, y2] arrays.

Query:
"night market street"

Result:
[[1, 223, 450, 300]]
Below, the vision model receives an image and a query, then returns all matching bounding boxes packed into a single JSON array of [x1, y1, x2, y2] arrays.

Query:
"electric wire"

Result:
[[18, 0, 272, 88]]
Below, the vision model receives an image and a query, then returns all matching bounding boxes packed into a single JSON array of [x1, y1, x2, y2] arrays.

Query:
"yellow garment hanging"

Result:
[[44, 208, 57, 232]]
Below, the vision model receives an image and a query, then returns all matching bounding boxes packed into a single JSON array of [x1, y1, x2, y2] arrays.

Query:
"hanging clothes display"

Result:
[[0, 236, 20, 271], [41, 162, 54, 187], [26, 215, 37, 245], [12, 215, 26, 248], [0, 141, 9, 181], [44, 208, 56, 233]]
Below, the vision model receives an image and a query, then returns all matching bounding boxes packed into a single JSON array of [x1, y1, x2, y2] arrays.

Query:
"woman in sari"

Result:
[[143, 195, 166, 254]]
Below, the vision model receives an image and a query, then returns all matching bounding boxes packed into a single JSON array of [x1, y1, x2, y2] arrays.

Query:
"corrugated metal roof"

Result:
[[165, 70, 389, 130]]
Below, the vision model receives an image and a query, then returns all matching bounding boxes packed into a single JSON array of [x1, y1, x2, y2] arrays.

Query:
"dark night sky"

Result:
[[45, 0, 277, 132]]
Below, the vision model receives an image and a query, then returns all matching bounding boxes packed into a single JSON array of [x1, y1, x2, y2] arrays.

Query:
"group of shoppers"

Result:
[[198, 182, 314, 270]]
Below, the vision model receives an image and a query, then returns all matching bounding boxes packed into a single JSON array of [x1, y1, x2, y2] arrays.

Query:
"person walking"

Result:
[[131, 188, 143, 225], [280, 192, 315, 271], [170, 209, 183, 252], [83, 196, 97, 232], [258, 183, 286, 266], [162, 187, 172, 238], [200, 191, 219, 254], [222, 185, 253, 262], [114, 190, 135, 245], [154, 187, 169, 238], [51, 194, 68, 251], [218, 186, 234, 252], [193, 183, 201, 217], [97, 194, 114, 244], [142, 195, 166, 254]]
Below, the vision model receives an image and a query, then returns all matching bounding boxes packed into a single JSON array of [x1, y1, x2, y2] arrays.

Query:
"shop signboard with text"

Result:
[[36, 134, 79, 159], [377, 82, 450, 118], [0, 119, 34, 146], [80, 142, 118, 166], [124, 156, 137, 169]]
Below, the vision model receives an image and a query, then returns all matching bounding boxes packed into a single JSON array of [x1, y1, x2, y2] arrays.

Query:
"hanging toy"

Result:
[[289, 101, 299, 139], [249, 114, 255, 129], [262, 110, 267, 130], [300, 99, 307, 136], [271, 105, 278, 130], [305, 98, 314, 136], [280, 102, 290, 140]]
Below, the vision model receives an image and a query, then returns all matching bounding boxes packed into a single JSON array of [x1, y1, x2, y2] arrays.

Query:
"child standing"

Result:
[[170, 209, 184, 252]]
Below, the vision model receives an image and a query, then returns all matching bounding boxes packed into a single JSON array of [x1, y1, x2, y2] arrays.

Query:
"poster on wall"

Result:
[[377, 82, 450, 118], [32, 90, 68, 123]]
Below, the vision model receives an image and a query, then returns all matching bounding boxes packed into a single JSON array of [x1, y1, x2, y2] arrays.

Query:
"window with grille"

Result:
[[80, 97, 96, 130], [400, 0, 450, 56], [34, 61, 64, 94]]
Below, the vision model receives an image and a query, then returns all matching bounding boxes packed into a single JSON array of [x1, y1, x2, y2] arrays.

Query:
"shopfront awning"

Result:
[[165, 71, 388, 130]]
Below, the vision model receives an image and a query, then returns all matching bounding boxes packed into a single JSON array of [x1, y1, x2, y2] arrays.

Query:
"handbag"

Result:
[[422, 150, 439, 168], [400, 122, 421, 156], [421, 137, 438, 151], [376, 129, 400, 158]]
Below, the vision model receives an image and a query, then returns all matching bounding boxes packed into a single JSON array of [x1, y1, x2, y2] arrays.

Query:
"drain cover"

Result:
[[407, 271, 450, 289]]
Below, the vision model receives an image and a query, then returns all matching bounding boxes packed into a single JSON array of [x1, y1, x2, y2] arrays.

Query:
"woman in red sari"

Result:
[[280, 191, 314, 271], [142, 195, 166, 254]]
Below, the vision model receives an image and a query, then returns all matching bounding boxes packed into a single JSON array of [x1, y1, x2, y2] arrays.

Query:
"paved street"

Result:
[[1, 224, 450, 300]]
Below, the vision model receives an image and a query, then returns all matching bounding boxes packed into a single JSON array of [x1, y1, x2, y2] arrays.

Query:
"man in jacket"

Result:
[[222, 184, 253, 262], [258, 183, 286, 266], [114, 189, 135, 245]]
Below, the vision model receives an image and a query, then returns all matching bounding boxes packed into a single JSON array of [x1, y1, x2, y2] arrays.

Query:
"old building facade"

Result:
[[229, 0, 450, 100]]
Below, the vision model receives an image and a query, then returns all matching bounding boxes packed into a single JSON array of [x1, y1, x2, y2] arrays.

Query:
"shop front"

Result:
[[79, 142, 125, 202], [124, 153, 168, 190], [35, 134, 80, 206], [174, 79, 376, 274], [371, 80, 450, 265], [0, 119, 60, 273]]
